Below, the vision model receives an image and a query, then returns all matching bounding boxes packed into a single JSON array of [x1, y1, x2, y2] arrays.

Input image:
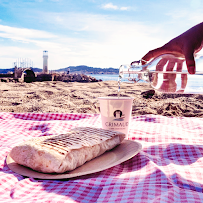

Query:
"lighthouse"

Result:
[[43, 50, 48, 73]]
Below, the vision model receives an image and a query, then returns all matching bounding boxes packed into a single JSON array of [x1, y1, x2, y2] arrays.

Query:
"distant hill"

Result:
[[0, 67, 42, 74], [56, 66, 119, 74], [0, 66, 119, 74], [32, 68, 42, 72], [0, 68, 15, 73]]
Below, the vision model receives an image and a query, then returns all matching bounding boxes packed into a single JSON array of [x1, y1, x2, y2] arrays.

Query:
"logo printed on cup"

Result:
[[98, 97, 133, 139], [113, 110, 125, 121], [105, 121, 129, 127]]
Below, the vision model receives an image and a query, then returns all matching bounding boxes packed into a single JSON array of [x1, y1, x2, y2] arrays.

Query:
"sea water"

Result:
[[88, 74, 130, 97], [89, 72, 203, 94], [119, 71, 203, 94], [147, 71, 203, 94]]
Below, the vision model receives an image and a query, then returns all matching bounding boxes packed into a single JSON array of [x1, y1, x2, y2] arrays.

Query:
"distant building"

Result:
[[43, 50, 48, 73]]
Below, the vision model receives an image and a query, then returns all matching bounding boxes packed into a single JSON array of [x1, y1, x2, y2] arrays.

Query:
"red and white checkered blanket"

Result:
[[1, 112, 203, 202]]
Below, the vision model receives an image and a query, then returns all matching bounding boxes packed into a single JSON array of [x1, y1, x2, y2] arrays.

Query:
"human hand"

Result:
[[140, 22, 203, 74]]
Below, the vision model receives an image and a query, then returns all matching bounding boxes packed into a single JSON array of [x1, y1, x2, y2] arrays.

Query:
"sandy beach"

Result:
[[0, 80, 203, 117]]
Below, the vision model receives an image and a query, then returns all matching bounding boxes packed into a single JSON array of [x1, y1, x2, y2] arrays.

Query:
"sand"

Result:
[[1, 80, 203, 117]]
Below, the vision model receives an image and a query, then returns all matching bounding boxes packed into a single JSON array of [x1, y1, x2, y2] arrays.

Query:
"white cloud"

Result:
[[0, 13, 170, 70], [0, 25, 57, 42], [101, 3, 130, 11], [120, 7, 129, 11], [102, 3, 118, 10]]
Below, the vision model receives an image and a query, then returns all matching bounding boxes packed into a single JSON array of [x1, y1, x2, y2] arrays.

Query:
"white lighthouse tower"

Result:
[[43, 50, 48, 73]]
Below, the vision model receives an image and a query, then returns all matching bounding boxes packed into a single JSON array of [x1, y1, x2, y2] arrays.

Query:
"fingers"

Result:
[[175, 60, 187, 89], [181, 74, 187, 89], [141, 45, 196, 74], [165, 60, 175, 71], [164, 59, 176, 81], [183, 51, 196, 74], [141, 46, 167, 64], [176, 61, 183, 72], [150, 58, 168, 88], [156, 58, 168, 71]]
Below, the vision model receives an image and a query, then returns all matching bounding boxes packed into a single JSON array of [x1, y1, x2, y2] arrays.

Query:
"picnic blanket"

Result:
[[1, 112, 203, 203]]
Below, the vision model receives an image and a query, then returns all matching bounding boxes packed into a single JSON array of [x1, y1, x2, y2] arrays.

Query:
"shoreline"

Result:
[[0, 81, 203, 117]]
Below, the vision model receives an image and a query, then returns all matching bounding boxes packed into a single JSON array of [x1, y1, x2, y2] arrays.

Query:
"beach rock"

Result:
[[23, 69, 36, 83], [36, 74, 52, 82], [1, 78, 9, 82], [141, 89, 155, 99], [74, 74, 82, 81], [53, 73, 99, 83], [0, 72, 100, 83]]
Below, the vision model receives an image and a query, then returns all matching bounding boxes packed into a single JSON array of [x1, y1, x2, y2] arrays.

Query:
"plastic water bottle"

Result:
[[119, 54, 203, 94]]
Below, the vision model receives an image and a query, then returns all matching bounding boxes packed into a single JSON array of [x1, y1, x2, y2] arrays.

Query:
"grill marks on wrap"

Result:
[[32, 127, 117, 155]]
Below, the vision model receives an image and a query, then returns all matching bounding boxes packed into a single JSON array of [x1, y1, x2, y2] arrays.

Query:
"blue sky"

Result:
[[0, 0, 203, 70]]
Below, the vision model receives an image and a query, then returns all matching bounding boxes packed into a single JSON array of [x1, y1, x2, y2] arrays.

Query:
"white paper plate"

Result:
[[6, 140, 142, 180]]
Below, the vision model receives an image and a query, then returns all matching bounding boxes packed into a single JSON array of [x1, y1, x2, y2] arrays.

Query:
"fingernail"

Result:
[[188, 66, 195, 74]]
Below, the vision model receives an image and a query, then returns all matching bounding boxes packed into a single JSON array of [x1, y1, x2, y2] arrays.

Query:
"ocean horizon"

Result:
[[87, 73, 145, 83], [87, 74, 119, 81], [88, 73, 203, 93]]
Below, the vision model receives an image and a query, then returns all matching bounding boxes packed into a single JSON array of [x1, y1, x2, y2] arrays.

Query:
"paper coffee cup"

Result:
[[98, 97, 133, 139]]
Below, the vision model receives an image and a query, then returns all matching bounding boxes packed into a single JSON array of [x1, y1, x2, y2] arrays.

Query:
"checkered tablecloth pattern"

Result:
[[1, 112, 203, 202]]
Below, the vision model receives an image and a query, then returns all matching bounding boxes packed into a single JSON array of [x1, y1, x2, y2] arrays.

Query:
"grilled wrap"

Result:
[[10, 127, 125, 173]]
